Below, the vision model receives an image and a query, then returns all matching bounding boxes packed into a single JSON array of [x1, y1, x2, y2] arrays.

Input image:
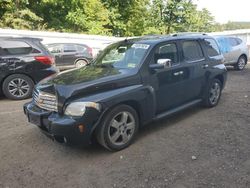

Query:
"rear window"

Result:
[[204, 39, 220, 57], [182, 41, 204, 62], [0, 40, 32, 55]]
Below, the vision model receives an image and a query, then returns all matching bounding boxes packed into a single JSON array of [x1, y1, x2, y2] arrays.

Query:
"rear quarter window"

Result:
[[228, 37, 239, 47], [0, 40, 32, 56], [204, 39, 221, 57]]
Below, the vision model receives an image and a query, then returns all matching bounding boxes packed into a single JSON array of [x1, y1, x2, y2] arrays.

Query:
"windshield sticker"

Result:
[[132, 44, 150, 49]]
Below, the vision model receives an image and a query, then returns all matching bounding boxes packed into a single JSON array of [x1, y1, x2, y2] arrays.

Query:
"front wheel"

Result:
[[203, 79, 222, 108], [235, 56, 246, 70], [96, 105, 139, 151]]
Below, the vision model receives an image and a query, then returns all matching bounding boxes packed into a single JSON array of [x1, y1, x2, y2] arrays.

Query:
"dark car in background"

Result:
[[24, 34, 227, 151], [0, 37, 58, 100], [215, 36, 249, 70], [46, 43, 93, 70]]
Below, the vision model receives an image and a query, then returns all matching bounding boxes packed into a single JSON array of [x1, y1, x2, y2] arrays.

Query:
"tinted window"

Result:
[[216, 37, 232, 53], [63, 44, 77, 52], [0, 40, 32, 55], [236, 38, 242, 45], [204, 39, 220, 57], [182, 41, 204, 61], [76, 45, 87, 53], [31, 48, 41, 53], [155, 43, 178, 64], [228, 37, 239, 47], [48, 45, 62, 53]]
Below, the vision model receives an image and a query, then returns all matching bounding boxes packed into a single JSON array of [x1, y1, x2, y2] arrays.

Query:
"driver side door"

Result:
[[150, 42, 190, 114]]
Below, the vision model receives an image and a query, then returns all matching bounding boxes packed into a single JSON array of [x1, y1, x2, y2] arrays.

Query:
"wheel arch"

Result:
[[239, 54, 248, 63], [214, 74, 224, 87]]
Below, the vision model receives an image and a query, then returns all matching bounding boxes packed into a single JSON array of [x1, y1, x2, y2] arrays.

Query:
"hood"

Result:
[[36, 65, 141, 110]]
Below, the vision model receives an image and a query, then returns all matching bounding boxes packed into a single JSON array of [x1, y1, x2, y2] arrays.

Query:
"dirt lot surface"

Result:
[[0, 65, 250, 188]]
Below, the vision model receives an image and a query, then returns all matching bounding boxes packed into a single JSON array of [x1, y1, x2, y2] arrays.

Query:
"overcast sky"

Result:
[[194, 0, 250, 23]]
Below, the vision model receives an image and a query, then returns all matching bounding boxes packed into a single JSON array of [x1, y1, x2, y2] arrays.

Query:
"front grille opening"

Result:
[[33, 89, 58, 112]]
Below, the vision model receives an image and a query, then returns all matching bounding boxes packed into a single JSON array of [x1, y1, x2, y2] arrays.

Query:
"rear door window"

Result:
[[204, 39, 221, 57], [63, 44, 77, 53], [48, 45, 62, 53], [0, 40, 32, 56], [182, 41, 204, 62]]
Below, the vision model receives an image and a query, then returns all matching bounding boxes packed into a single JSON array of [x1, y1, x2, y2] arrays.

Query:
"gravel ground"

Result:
[[0, 65, 250, 188]]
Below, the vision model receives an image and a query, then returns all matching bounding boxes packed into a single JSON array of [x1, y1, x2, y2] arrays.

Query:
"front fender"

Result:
[[80, 84, 156, 126]]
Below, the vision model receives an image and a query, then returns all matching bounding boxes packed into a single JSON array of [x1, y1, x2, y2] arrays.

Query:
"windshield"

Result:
[[93, 42, 150, 69]]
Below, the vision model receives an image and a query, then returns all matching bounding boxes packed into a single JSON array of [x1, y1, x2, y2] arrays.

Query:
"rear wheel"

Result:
[[96, 105, 139, 151], [235, 56, 246, 70], [203, 79, 222, 108], [75, 59, 88, 68], [2, 74, 34, 100]]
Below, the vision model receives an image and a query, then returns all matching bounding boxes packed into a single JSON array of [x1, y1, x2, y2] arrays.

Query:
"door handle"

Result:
[[173, 71, 184, 76], [202, 64, 209, 69], [173, 72, 180, 76]]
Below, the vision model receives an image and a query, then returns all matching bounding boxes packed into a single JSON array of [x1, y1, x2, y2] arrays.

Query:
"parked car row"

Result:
[[0, 35, 248, 101]]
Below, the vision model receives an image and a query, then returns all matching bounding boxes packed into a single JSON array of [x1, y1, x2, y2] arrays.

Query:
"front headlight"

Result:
[[64, 102, 101, 117]]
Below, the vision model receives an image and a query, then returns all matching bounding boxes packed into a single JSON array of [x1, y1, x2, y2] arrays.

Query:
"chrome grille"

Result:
[[33, 89, 58, 112]]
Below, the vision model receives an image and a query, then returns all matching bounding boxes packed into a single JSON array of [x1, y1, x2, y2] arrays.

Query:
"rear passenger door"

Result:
[[47, 44, 63, 65], [61, 44, 78, 66], [227, 37, 241, 63], [179, 40, 207, 102]]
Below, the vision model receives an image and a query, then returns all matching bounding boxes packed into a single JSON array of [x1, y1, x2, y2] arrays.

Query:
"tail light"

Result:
[[35, 56, 55, 65], [87, 47, 93, 57]]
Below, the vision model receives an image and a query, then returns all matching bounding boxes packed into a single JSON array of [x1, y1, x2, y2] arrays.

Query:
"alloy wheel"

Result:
[[209, 82, 221, 105], [8, 78, 30, 98], [108, 111, 136, 146]]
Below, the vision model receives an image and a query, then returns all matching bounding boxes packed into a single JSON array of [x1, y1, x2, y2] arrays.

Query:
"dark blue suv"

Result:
[[0, 37, 58, 100], [24, 34, 227, 151]]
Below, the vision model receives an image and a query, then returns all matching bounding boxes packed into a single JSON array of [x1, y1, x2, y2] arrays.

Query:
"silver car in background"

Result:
[[215, 36, 249, 70]]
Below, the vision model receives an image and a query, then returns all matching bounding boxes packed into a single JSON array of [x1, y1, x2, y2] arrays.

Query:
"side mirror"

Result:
[[149, 59, 172, 71], [157, 59, 172, 68]]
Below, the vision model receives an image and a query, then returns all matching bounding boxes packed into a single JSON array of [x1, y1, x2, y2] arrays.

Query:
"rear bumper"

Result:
[[23, 102, 100, 145]]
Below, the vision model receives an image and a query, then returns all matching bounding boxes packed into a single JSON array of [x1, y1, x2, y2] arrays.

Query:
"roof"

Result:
[[0, 36, 43, 41], [124, 33, 213, 45]]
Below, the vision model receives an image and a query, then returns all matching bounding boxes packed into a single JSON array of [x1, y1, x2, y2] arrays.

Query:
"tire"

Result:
[[203, 79, 222, 108], [234, 56, 246, 70], [2, 74, 34, 100], [96, 105, 139, 151], [75, 59, 88, 68]]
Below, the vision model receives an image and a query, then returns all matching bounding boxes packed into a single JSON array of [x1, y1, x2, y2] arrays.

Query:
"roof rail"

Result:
[[171, 32, 207, 37]]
